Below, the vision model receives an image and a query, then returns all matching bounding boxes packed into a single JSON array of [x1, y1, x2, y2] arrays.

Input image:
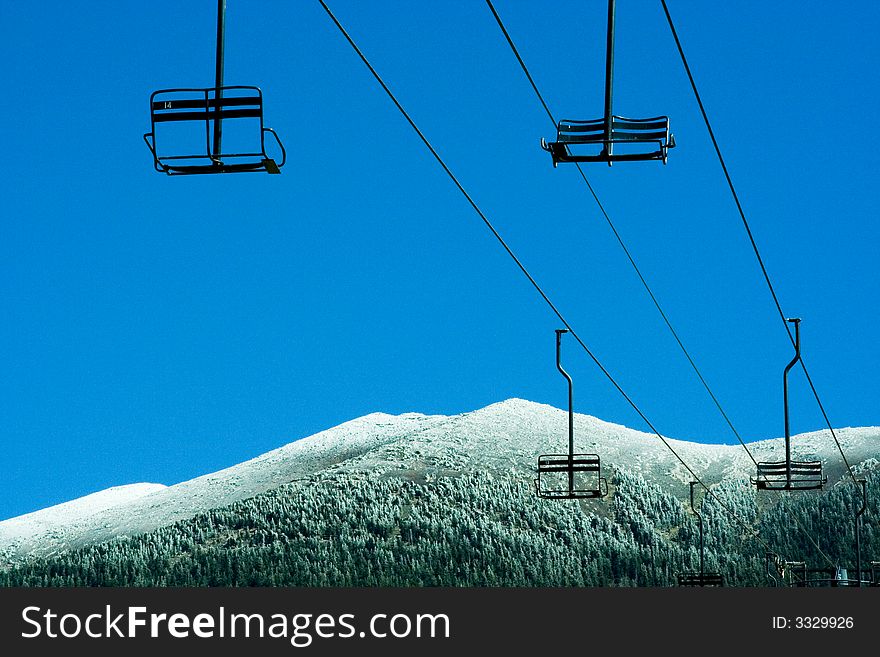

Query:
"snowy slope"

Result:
[[1, 398, 878, 567], [0, 483, 166, 553]]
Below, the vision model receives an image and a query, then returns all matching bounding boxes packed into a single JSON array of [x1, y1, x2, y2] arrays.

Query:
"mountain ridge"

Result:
[[2, 397, 877, 570]]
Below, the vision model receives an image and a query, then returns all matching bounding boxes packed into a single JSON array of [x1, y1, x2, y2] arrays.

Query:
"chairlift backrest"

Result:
[[753, 461, 826, 491], [677, 481, 724, 586]]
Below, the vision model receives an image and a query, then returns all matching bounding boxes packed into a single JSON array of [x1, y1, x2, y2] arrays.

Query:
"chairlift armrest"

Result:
[[143, 132, 166, 173], [263, 127, 286, 168]]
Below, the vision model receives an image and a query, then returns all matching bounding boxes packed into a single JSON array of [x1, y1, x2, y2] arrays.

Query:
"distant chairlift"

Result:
[[541, 0, 675, 166], [767, 481, 871, 588], [766, 553, 811, 587], [144, 1, 285, 175], [677, 481, 723, 587], [765, 552, 785, 586], [751, 318, 827, 491], [781, 560, 808, 588], [535, 329, 608, 499]]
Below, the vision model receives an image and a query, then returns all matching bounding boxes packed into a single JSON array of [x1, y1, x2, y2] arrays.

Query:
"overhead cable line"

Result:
[[484, 0, 756, 467], [659, 0, 857, 486], [316, 0, 773, 554]]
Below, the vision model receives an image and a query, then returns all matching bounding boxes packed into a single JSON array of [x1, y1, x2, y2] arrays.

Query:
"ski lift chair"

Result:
[[752, 319, 826, 491], [536, 453, 608, 499], [535, 329, 608, 500], [540, 0, 675, 167], [783, 560, 808, 587], [541, 116, 674, 167], [752, 461, 826, 491], [870, 562, 880, 587], [144, 86, 286, 175], [677, 482, 724, 587]]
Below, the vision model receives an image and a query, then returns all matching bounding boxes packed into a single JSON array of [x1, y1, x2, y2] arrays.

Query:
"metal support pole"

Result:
[[856, 480, 867, 587], [783, 318, 801, 487], [603, 0, 616, 160], [556, 329, 574, 495], [212, 0, 227, 159]]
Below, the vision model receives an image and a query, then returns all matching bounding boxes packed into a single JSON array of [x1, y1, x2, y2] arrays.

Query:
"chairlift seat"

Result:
[[144, 86, 286, 175], [541, 115, 674, 166], [751, 460, 826, 491], [535, 453, 608, 499], [677, 573, 724, 587]]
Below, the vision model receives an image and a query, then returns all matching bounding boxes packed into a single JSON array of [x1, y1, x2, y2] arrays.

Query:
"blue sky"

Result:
[[1, 1, 877, 519]]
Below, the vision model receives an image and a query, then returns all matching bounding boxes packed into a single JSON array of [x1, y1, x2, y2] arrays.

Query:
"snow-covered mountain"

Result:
[[2, 398, 877, 569]]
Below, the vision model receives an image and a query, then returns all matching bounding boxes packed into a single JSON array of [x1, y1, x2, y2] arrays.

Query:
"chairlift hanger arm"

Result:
[[536, 330, 607, 500], [783, 318, 801, 374], [754, 318, 825, 491], [603, 0, 615, 152], [213, 0, 226, 158]]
